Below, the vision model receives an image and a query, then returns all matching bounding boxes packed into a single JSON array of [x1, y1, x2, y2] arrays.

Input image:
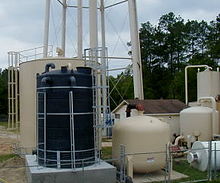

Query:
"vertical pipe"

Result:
[[15, 54, 18, 129], [43, 0, 51, 58], [8, 53, 11, 129], [11, 54, 14, 129], [100, 0, 107, 118], [89, 0, 98, 50], [77, 0, 83, 59], [128, 0, 144, 100], [61, 0, 67, 56]]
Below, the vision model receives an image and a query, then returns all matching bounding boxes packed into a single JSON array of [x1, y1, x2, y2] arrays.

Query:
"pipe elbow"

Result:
[[45, 63, 55, 72]]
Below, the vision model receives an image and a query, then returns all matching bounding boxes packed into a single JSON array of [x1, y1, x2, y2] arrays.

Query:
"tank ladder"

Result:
[[8, 52, 20, 129], [84, 47, 112, 162]]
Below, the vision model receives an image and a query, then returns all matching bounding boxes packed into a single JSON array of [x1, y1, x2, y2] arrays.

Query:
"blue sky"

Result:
[[0, 0, 219, 71]]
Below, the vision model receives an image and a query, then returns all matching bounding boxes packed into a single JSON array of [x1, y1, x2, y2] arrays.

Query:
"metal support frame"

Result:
[[84, 47, 112, 163], [36, 88, 95, 169], [8, 52, 20, 129], [119, 144, 126, 183], [43, 92, 47, 166], [69, 91, 76, 169], [207, 141, 212, 181]]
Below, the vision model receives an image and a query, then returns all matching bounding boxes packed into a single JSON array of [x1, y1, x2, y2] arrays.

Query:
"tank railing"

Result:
[[37, 146, 97, 169], [17, 45, 54, 63]]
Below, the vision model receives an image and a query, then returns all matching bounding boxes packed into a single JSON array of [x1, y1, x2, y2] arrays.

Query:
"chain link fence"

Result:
[[1, 140, 220, 183], [112, 141, 220, 183]]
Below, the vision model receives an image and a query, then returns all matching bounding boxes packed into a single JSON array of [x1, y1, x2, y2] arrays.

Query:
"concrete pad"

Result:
[[133, 170, 188, 183], [25, 155, 116, 183]]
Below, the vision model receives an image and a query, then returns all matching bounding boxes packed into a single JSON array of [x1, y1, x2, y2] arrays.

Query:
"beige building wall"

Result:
[[20, 57, 84, 153]]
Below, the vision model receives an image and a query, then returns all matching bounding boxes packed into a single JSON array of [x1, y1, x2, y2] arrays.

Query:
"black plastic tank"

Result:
[[36, 64, 94, 168]]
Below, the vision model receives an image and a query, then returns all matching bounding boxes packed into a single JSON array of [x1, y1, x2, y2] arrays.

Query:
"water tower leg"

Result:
[[128, 0, 144, 99], [43, 0, 51, 58]]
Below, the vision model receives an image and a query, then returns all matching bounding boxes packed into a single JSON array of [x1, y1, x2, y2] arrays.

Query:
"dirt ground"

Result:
[[0, 126, 27, 183]]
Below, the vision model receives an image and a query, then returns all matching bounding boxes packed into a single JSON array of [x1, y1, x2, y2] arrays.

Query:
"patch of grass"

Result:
[[172, 159, 220, 183], [0, 154, 17, 163], [101, 146, 112, 160], [0, 121, 20, 133], [102, 137, 112, 142], [0, 121, 8, 128]]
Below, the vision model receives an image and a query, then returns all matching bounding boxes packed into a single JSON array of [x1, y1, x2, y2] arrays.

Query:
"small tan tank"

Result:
[[180, 106, 213, 141], [112, 115, 170, 173]]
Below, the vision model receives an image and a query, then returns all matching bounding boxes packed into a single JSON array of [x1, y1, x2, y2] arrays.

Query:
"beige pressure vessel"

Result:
[[180, 106, 213, 142], [20, 57, 84, 153], [112, 116, 170, 173]]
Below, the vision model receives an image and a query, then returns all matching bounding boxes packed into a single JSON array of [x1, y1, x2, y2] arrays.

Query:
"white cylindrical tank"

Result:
[[187, 141, 220, 171], [197, 71, 220, 100], [180, 106, 213, 141], [20, 57, 84, 153], [112, 116, 170, 173]]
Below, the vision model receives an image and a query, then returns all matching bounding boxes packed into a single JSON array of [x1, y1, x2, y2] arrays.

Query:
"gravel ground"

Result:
[[0, 125, 27, 183]]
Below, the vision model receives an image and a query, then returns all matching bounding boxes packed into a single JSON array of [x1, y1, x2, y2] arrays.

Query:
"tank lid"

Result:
[[77, 67, 91, 74], [61, 66, 68, 73]]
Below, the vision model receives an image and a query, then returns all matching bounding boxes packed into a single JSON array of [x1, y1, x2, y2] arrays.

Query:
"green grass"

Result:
[[0, 154, 18, 163], [0, 121, 8, 128], [100, 148, 220, 183], [101, 146, 112, 160], [172, 159, 220, 183], [0, 121, 19, 133]]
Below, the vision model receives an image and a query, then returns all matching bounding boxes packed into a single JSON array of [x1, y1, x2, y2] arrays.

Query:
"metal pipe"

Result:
[[198, 97, 219, 138], [185, 65, 211, 105], [61, 0, 67, 56], [100, 0, 107, 122], [128, 0, 144, 100], [77, 0, 83, 59], [105, 0, 128, 9], [174, 135, 184, 146], [43, 0, 51, 58]]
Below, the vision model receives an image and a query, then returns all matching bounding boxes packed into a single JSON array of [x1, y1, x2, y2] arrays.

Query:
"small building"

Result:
[[112, 99, 187, 140]]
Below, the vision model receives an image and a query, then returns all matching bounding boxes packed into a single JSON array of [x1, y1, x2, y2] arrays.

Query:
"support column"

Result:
[[128, 0, 144, 99], [89, 0, 98, 50], [43, 0, 51, 58], [61, 0, 67, 56], [100, 0, 107, 119], [77, 0, 83, 59]]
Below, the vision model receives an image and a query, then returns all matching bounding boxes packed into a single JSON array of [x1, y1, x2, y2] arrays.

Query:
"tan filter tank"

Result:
[[20, 58, 84, 153], [112, 116, 170, 173], [180, 106, 214, 142]]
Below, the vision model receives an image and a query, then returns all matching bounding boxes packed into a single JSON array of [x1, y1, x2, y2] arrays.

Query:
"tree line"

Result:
[[0, 69, 8, 117], [0, 12, 220, 114], [110, 12, 220, 109]]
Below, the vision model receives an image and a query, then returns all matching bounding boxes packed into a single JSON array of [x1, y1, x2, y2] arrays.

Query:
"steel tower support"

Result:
[[43, 0, 51, 58], [128, 0, 144, 99], [77, 0, 83, 59], [61, 0, 67, 56]]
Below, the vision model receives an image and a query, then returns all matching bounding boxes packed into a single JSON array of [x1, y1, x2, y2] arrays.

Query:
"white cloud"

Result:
[[0, 0, 219, 70]]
